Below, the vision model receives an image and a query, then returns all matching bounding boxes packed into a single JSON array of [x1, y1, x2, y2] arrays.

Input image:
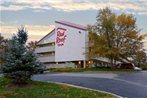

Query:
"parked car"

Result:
[[118, 63, 134, 69], [112, 63, 142, 71], [134, 66, 142, 71]]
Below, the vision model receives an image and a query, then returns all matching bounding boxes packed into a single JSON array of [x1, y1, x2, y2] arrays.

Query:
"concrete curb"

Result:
[[47, 81, 124, 98]]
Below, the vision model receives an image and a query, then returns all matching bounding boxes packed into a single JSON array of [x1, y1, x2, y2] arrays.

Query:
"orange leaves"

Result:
[[87, 8, 146, 64], [125, 31, 137, 39], [117, 14, 135, 27]]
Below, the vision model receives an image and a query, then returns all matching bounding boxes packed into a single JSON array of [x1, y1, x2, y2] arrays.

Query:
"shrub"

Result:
[[49, 68, 84, 72], [140, 62, 147, 70], [1, 27, 43, 84]]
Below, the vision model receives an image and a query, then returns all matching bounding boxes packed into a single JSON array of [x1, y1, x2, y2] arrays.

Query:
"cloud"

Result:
[[1, 5, 29, 11], [0, 0, 147, 14], [1, 25, 147, 50], [50, 2, 106, 12], [0, 1, 51, 11], [0, 25, 55, 42], [0, 21, 4, 25], [137, 12, 147, 15]]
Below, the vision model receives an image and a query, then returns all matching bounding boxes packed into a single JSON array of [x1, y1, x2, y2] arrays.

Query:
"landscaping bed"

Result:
[[0, 78, 116, 98], [49, 68, 137, 73]]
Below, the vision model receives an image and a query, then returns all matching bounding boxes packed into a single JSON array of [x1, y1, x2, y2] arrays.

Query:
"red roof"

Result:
[[55, 21, 87, 31], [36, 21, 87, 45]]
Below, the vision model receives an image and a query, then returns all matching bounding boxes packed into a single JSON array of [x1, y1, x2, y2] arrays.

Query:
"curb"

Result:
[[47, 81, 124, 98]]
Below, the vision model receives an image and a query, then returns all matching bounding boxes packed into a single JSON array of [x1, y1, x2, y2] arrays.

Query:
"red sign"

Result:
[[56, 27, 67, 46]]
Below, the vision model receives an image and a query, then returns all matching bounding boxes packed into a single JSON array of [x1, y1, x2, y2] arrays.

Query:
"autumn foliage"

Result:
[[88, 8, 146, 66]]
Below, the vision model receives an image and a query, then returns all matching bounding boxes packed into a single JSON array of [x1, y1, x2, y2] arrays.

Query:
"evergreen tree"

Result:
[[0, 34, 8, 68], [1, 27, 43, 84]]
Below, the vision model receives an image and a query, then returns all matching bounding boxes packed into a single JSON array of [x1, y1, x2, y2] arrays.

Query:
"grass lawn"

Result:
[[49, 68, 137, 73], [0, 78, 116, 98]]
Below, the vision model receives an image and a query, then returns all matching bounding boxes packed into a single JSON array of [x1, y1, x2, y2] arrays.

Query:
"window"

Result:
[[37, 42, 55, 48], [37, 52, 55, 57]]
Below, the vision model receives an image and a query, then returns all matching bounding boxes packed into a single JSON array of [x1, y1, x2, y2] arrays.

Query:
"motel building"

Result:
[[35, 21, 110, 68]]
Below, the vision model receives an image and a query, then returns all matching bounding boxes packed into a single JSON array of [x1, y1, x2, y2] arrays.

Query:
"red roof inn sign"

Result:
[[55, 21, 87, 62], [56, 27, 67, 46]]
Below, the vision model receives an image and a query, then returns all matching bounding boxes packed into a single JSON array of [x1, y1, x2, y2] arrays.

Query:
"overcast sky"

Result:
[[0, 0, 147, 49]]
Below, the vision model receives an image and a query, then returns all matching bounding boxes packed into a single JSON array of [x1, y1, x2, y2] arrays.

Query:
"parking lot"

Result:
[[33, 71, 147, 98]]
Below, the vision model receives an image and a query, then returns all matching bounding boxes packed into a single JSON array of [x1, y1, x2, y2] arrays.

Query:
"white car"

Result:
[[134, 66, 142, 71]]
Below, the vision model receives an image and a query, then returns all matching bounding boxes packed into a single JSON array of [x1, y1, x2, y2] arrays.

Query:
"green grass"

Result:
[[0, 78, 116, 98], [49, 68, 137, 73]]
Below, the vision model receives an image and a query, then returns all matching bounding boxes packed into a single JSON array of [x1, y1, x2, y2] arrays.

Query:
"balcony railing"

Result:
[[38, 56, 55, 62], [35, 46, 55, 53]]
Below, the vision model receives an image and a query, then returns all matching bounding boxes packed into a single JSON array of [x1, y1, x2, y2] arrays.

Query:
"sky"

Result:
[[0, 0, 147, 49]]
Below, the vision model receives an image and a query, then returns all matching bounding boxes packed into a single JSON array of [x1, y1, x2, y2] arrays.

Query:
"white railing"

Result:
[[35, 46, 55, 53], [38, 56, 55, 62]]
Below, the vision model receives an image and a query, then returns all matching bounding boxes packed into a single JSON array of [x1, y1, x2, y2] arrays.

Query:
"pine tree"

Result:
[[1, 27, 43, 84], [0, 34, 8, 69]]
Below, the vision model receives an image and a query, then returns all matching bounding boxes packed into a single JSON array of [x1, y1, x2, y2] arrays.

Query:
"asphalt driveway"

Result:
[[33, 71, 147, 98]]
